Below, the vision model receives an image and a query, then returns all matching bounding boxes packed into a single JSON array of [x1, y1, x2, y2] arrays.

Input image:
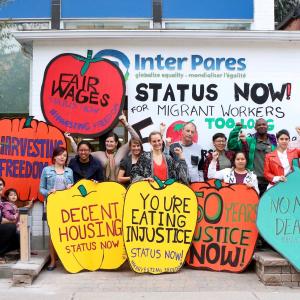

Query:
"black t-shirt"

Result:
[[79, 161, 91, 179]]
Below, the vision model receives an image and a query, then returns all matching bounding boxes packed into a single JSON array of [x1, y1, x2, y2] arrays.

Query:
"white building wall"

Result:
[[252, 0, 274, 30], [29, 0, 276, 237], [31, 202, 49, 236]]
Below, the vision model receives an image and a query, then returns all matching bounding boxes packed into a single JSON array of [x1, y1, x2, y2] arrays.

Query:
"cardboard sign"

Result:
[[123, 178, 197, 274], [47, 180, 127, 273], [41, 50, 125, 136], [0, 117, 66, 201], [186, 179, 259, 272], [257, 159, 300, 271]]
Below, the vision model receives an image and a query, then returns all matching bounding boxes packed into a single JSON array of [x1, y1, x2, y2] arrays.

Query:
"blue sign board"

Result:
[[0, 0, 253, 20], [61, 0, 152, 18], [162, 0, 254, 20], [0, 0, 51, 19]]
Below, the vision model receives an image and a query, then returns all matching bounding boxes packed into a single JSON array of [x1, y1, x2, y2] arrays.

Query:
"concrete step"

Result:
[[12, 250, 49, 285], [0, 251, 20, 278], [253, 250, 300, 287]]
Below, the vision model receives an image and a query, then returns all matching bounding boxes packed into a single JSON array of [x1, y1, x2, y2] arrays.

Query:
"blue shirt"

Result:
[[39, 166, 73, 198]]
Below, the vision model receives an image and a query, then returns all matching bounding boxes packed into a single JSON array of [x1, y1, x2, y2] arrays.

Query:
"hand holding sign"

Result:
[[239, 131, 246, 142], [212, 151, 219, 161], [118, 113, 128, 126], [173, 147, 184, 160]]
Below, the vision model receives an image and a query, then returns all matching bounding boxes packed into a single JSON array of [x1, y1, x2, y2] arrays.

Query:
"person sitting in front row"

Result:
[[208, 151, 259, 193]]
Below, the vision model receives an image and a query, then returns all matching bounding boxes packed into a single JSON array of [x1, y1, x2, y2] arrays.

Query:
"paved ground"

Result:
[[0, 262, 300, 300]]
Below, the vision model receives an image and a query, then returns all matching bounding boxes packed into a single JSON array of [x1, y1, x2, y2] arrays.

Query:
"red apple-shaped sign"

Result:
[[0, 116, 66, 201], [41, 50, 125, 136], [166, 120, 198, 143], [186, 179, 259, 272]]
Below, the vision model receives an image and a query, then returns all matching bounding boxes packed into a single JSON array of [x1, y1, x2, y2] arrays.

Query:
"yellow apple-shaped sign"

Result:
[[123, 177, 198, 274], [47, 179, 127, 273]]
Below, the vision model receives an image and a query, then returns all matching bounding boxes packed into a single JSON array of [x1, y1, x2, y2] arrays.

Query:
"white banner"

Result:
[[31, 39, 300, 154]]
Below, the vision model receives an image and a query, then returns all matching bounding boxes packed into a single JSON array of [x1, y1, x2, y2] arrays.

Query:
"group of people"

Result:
[[1, 114, 299, 268]]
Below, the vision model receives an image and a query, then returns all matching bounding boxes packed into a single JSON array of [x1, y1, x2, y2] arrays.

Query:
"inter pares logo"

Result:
[[95, 49, 248, 73], [94, 49, 130, 80]]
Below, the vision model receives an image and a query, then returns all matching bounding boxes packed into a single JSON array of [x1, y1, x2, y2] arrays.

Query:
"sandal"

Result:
[[46, 264, 56, 271]]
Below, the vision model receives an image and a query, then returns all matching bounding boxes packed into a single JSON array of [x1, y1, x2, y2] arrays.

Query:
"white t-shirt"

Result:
[[170, 142, 203, 182]]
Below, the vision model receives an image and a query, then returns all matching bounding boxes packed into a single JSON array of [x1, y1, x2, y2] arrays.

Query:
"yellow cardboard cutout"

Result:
[[123, 178, 198, 274], [47, 180, 127, 273]]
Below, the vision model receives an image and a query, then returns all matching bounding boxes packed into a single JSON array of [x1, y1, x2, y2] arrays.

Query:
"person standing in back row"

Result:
[[169, 122, 203, 183], [227, 118, 277, 196]]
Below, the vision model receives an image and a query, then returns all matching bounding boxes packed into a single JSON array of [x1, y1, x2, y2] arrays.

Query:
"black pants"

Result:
[[0, 223, 19, 256], [258, 183, 268, 197]]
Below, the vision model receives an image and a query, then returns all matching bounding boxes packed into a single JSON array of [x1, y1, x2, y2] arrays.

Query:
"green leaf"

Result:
[[173, 119, 195, 132], [174, 123, 185, 131], [164, 178, 176, 186], [153, 176, 164, 189], [195, 192, 204, 197]]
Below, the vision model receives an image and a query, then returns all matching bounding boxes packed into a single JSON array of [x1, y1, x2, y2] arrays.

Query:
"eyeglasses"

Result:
[[214, 140, 226, 144]]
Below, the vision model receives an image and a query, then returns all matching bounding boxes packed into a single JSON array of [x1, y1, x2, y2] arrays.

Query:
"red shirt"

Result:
[[153, 159, 167, 181]]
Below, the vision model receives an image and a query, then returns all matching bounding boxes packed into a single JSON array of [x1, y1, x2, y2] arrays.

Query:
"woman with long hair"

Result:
[[39, 147, 73, 271], [208, 151, 259, 193], [264, 129, 300, 189], [117, 138, 143, 187], [66, 114, 140, 181], [131, 131, 188, 184]]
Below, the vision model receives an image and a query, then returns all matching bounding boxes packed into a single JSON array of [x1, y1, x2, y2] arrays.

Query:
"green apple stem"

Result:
[[73, 50, 105, 76], [80, 50, 93, 76], [214, 179, 223, 190], [78, 185, 88, 197], [23, 116, 34, 128], [164, 178, 176, 186]]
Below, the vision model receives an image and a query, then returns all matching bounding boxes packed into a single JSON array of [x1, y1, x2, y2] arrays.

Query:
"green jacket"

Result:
[[227, 126, 277, 171]]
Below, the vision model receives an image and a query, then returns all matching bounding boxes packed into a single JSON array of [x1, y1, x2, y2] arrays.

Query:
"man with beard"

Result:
[[227, 118, 277, 196], [169, 122, 204, 183]]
